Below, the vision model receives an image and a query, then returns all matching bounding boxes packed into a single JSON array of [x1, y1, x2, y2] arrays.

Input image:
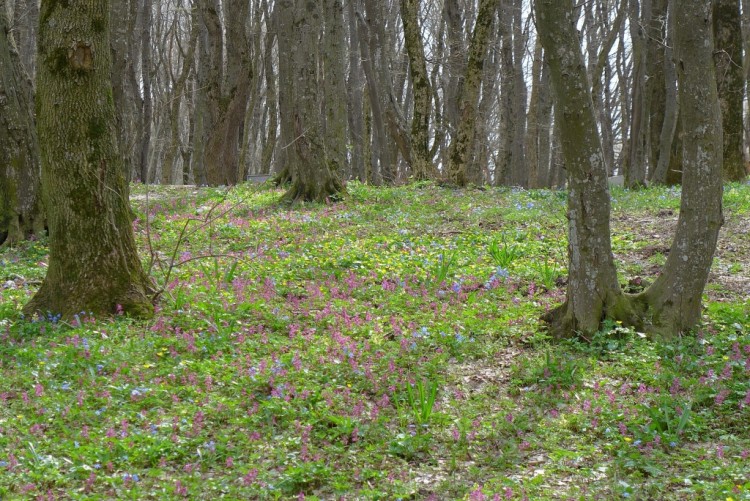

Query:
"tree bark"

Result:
[[637, 0, 724, 338], [24, 0, 153, 319], [10, 0, 37, 79], [625, 0, 650, 188], [109, 0, 141, 185], [714, 0, 746, 181], [201, 0, 252, 186], [346, 0, 365, 182], [139, 0, 153, 183], [323, 0, 349, 177], [400, 0, 434, 180], [446, 0, 498, 186], [279, 0, 344, 203], [0, 0, 44, 247], [535, 0, 635, 338]]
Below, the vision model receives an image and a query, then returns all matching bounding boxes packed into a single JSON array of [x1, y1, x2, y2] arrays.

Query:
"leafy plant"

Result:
[[534, 259, 560, 289], [431, 251, 456, 286], [402, 378, 440, 427], [488, 236, 521, 269], [538, 351, 581, 390]]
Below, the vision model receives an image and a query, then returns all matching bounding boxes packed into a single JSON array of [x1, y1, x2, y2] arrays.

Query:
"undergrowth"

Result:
[[0, 181, 748, 499]]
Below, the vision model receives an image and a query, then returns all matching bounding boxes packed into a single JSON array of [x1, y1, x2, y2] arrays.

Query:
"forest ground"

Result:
[[1, 181, 749, 500]]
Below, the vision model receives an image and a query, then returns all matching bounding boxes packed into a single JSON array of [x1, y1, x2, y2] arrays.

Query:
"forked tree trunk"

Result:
[[535, 0, 637, 338], [24, 0, 154, 319], [635, 0, 724, 338], [0, 0, 44, 247]]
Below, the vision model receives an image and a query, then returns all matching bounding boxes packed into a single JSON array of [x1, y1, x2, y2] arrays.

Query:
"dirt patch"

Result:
[[613, 209, 749, 302]]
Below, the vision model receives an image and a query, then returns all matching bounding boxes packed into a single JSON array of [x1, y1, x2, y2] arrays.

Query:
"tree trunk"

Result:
[[10, 0, 37, 79], [0, 0, 44, 247], [139, 0, 153, 183], [625, 0, 650, 188], [446, 0, 498, 186], [346, 0, 365, 182], [400, 0, 434, 180], [201, 0, 252, 186], [636, 0, 724, 338], [535, 0, 635, 338], [323, 0, 349, 177], [161, 6, 198, 185], [714, 0, 746, 181], [279, 0, 344, 203], [525, 39, 543, 188], [109, 0, 141, 185], [24, 0, 153, 319], [651, 2, 679, 185]]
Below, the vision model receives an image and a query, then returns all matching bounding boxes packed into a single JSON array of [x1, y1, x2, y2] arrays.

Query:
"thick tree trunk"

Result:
[[0, 0, 44, 247], [714, 0, 746, 182], [24, 0, 153, 319], [637, 0, 724, 338], [446, 0, 498, 186], [535, 0, 636, 338], [279, 0, 344, 203]]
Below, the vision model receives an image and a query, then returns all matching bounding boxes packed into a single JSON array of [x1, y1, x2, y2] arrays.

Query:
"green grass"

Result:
[[0, 181, 749, 499]]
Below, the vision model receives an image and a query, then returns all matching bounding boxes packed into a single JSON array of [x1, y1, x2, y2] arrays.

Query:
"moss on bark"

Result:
[[23, 0, 153, 320]]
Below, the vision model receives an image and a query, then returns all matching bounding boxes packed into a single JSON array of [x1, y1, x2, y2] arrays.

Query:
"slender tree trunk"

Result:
[[324, 0, 349, 177], [24, 0, 153, 319], [651, 3, 678, 184], [0, 0, 43, 247], [446, 0, 498, 186], [714, 0, 746, 181], [346, 0, 365, 182], [110, 0, 141, 185], [161, 6, 198, 185], [400, 0, 434, 180], [10, 0, 37, 79], [139, 0, 153, 183], [525, 39, 543, 188], [626, 0, 650, 188]]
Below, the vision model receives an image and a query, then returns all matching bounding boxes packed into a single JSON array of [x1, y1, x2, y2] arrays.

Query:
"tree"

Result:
[[446, 0, 499, 186], [277, 0, 345, 203], [400, 0, 435, 180], [535, 0, 723, 339], [0, 0, 44, 247], [634, 0, 724, 336], [713, 0, 746, 182], [23, 0, 154, 319], [535, 0, 635, 337]]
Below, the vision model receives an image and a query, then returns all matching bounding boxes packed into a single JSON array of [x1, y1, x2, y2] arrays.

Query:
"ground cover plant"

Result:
[[1, 181, 749, 500]]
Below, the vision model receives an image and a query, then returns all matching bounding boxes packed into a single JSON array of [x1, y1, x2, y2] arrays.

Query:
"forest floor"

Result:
[[1, 181, 749, 500]]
